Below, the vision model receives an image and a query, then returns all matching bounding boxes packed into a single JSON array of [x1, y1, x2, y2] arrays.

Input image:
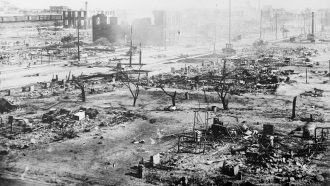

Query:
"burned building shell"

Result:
[[92, 14, 125, 43], [63, 10, 87, 29], [92, 11, 181, 45]]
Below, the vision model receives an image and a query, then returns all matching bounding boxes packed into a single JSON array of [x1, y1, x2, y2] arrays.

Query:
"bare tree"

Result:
[[158, 84, 177, 106], [73, 79, 86, 102], [215, 59, 237, 110], [215, 80, 231, 110], [215, 60, 257, 110], [119, 68, 142, 107]]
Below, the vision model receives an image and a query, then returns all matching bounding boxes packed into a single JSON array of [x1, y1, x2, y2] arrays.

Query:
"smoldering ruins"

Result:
[[0, 0, 330, 185]]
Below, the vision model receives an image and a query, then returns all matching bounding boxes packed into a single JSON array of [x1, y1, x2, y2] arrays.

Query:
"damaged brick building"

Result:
[[63, 10, 88, 29], [92, 11, 181, 45], [92, 14, 126, 43]]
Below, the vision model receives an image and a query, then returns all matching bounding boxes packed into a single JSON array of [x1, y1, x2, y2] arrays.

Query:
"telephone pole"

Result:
[[259, 10, 262, 40], [77, 22, 80, 61], [228, 0, 231, 45], [139, 43, 142, 65], [129, 25, 132, 67], [275, 11, 278, 40]]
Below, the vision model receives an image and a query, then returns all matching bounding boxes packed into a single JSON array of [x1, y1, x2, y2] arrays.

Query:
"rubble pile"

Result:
[[236, 134, 325, 184], [0, 108, 149, 150], [101, 110, 148, 126], [142, 124, 327, 185], [0, 98, 17, 113]]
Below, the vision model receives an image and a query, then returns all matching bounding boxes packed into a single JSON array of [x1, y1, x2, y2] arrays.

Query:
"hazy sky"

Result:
[[8, 0, 330, 11]]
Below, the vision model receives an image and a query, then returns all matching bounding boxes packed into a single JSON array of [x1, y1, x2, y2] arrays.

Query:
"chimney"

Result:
[[85, 1, 88, 11], [312, 12, 314, 35]]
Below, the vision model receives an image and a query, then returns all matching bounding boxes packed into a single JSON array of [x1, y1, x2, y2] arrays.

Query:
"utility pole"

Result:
[[228, 0, 231, 45], [312, 12, 314, 36], [139, 43, 142, 65], [275, 11, 278, 40], [161, 13, 167, 50], [213, 25, 217, 53], [129, 25, 132, 67], [77, 21, 80, 61], [213, 3, 218, 53], [259, 9, 262, 40], [303, 13, 306, 37], [164, 15, 167, 51]]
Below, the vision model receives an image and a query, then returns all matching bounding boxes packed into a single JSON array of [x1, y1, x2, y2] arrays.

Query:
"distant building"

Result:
[[63, 10, 87, 29], [320, 9, 330, 27], [92, 11, 181, 45], [49, 6, 69, 14], [92, 14, 125, 43], [0, 0, 19, 14], [153, 10, 182, 46]]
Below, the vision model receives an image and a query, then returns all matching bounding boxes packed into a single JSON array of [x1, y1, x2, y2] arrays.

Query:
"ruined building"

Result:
[[153, 10, 182, 46], [49, 6, 69, 14], [92, 14, 126, 43], [320, 9, 330, 27], [92, 11, 181, 46], [63, 10, 87, 29]]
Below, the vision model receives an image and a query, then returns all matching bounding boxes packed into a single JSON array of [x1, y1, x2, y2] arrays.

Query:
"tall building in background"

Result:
[[63, 10, 87, 29], [153, 10, 182, 46], [320, 9, 330, 27], [92, 14, 125, 43], [49, 6, 69, 14]]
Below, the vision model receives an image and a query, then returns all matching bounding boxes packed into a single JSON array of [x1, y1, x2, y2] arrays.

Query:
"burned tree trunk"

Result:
[[171, 91, 177, 106], [185, 92, 189, 100], [81, 86, 86, 102], [118, 68, 142, 107], [160, 85, 177, 107], [203, 90, 208, 103], [133, 97, 137, 107], [291, 96, 297, 119], [216, 88, 230, 110], [74, 79, 86, 102], [221, 95, 229, 110]]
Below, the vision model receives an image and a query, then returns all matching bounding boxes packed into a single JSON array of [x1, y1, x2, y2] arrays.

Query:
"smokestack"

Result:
[[312, 12, 314, 35], [85, 1, 88, 11]]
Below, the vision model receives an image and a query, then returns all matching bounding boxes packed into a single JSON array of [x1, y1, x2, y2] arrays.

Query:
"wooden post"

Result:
[[8, 116, 13, 133], [185, 92, 189, 100], [291, 96, 297, 119], [139, 43, 142, 65]]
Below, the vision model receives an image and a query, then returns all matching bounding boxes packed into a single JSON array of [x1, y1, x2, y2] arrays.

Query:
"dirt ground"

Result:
[[1, 42, 330, 186]]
